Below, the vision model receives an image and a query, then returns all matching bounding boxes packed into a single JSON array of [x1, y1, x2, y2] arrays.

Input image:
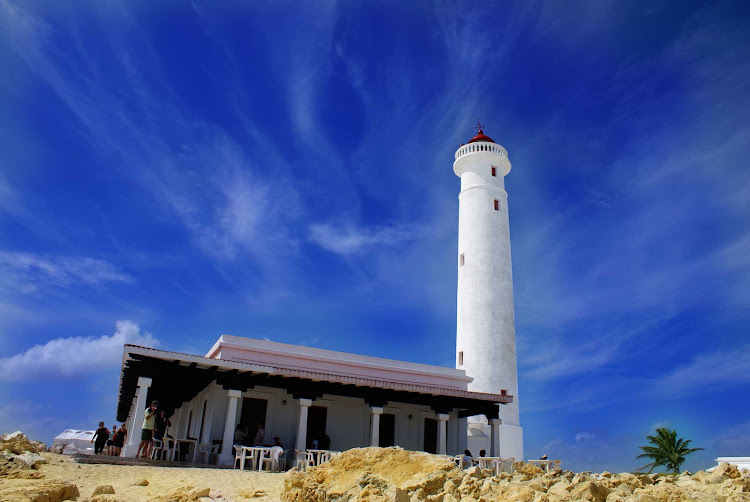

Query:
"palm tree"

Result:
[[636, 427, 703, 473]]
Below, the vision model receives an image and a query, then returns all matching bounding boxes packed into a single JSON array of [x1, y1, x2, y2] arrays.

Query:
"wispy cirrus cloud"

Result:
[[0, 251, 132, 293], [308, 219, 424, 256], [0, 320, 157, 381]]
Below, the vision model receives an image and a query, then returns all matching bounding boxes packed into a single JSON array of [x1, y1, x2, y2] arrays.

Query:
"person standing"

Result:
[[253, 421, 265, 446], [136, 400, 159, 459], [91, 422, 109, 455], [106, 425, 118, 455], [154, 410, 171, 442], [112, 423, 127, 456]]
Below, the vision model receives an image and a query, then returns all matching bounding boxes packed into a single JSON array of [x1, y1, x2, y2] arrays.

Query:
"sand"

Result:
[[0, 452, 285, 501]]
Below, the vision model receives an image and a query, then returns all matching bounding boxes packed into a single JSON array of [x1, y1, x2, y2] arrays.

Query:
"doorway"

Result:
[[379, 413, 395, 447], [423, 418, 437, 453], [306, 406, 327, 448], [240, 397, 268, 442]]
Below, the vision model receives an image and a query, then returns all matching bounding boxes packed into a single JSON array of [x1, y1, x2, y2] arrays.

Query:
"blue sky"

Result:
[[1, 0, 748, 472]]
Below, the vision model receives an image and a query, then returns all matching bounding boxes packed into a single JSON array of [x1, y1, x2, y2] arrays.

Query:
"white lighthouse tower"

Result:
[[454, 124, 523, 460]]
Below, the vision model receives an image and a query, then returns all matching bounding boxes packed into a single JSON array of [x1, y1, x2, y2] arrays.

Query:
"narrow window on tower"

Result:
[[458, 351, 464, 365], [491, 166, 497, 177], [459, 253, 465, 267], [494, 199, 499, 211]]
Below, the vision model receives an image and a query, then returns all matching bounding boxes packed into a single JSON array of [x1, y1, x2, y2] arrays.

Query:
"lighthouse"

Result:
[[454, 124, 524, 460]]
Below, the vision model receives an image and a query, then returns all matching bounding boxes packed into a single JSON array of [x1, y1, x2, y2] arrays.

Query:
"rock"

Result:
[[14, 451, 47, 468], [516, 462, 545, 477], [30, 440, 48, 452], [132, 478, 150, 486], [152, 486, 212, 501], [0, 479, 79, 502], [709, 463, 742, 484], [92, 484, 116, 495], [465, 465, 482, 478], [0, 431, 42, 454], [569, 480, 609, 502]]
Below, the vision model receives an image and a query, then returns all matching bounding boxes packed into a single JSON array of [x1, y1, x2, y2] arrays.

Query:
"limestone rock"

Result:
[[14, 451, 47, 468], [0, 431, 41, 454], [132, 478, 150, 486], [0, 479, 79, 502], [569, 480, 609, 502], [152, 485, 211, 501], [709, 462, 742, 484], [92, 484, 116, 495]]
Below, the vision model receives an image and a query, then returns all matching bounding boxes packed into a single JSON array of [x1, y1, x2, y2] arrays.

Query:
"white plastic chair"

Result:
[[260, 446, 284, 471], [234, 444, 253, 470], [161, 437, 176, 461], [150, 439, 164, 460], [295, 449, 314, 470], [278, 449, 288, 471], [197, 443, 220, 465], [498, 457, 515, 474]]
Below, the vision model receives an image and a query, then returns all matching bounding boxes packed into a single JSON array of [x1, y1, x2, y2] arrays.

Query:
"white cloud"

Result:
[[653, 347, 750, 396], [308, 220, 422, 256], [576, 432, 596, 443], [0, 251, 133, 293], [0, 320, 158, 381]]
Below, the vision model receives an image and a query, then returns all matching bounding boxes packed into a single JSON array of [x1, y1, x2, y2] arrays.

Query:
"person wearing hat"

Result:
[[137, 400, 159, 459]]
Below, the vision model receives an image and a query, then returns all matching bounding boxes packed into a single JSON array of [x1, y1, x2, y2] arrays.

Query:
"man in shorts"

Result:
[[136, 400, 159, 459]]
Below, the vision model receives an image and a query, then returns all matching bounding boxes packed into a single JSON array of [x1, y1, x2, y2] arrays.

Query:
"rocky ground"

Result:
[[284, 447, 750, 502], [2, 432, 748, 501]]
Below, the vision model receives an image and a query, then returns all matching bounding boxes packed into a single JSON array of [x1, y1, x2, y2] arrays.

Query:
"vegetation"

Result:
[[636, 427, 703, 473]]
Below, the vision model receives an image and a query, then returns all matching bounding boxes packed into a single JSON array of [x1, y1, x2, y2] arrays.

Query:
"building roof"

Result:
[[116, 342, 513, 422], [467, 128, 495, 144]]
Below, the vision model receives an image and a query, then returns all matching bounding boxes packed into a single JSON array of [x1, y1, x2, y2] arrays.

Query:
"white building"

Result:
[[116, 126, 523, 464], [454, 126, 523, 460], [117, 336, 511, 464]]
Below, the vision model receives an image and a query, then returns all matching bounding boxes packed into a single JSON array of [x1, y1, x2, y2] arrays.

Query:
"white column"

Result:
[[218, 390, 242, 465], [122, 376, 152, 457], [489, 418, 502, 457], [295, 399, 312, 452], [436, 413, 449, 455], [369, 407, 383, 447]]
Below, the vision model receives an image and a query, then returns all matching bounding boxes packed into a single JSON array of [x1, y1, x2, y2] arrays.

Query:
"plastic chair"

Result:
[[295, 449, 314, 470], [260, 446, 284, 471], [278, 449, 288, 471], [234, 444, 250, 470], [197, 443, 220, 465], [498, 457, 515, 474], [150, 439, 164, 460], [160, 437, 175, 461]]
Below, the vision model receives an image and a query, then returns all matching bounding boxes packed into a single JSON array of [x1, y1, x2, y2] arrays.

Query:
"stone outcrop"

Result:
[[282, 448, 750, 502], [151, 485, 212, 501], [0, 431, 43, 454], [0, 479, 79, 502]]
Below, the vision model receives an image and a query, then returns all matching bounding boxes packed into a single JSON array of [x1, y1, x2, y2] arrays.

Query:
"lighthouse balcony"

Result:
[[455, 142, 508, 161]]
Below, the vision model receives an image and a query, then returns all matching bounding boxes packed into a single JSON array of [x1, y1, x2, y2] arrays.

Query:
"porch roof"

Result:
[[116, 345, 512, 422]]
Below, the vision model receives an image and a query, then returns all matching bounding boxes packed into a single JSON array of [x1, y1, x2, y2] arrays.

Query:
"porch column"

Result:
[[489, 418, 502, 457], [123, 376, 151, 457], [295, 398, 312, 451], [436, 413, 449, 455], [219, 390, 242, 465], [369, 407, 383, 446]]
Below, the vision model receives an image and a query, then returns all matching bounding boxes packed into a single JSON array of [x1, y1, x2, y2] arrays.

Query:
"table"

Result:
[[173, 439, 198, 463]]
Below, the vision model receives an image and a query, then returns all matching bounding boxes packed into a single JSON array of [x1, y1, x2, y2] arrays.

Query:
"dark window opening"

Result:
[[423, 418, 437, 454], [379, 414, 395, 447], [491, 166, 497, 177], [459, 254, 465, 266], [494, 199, 499, 211], [459, 351, 464, 365]]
